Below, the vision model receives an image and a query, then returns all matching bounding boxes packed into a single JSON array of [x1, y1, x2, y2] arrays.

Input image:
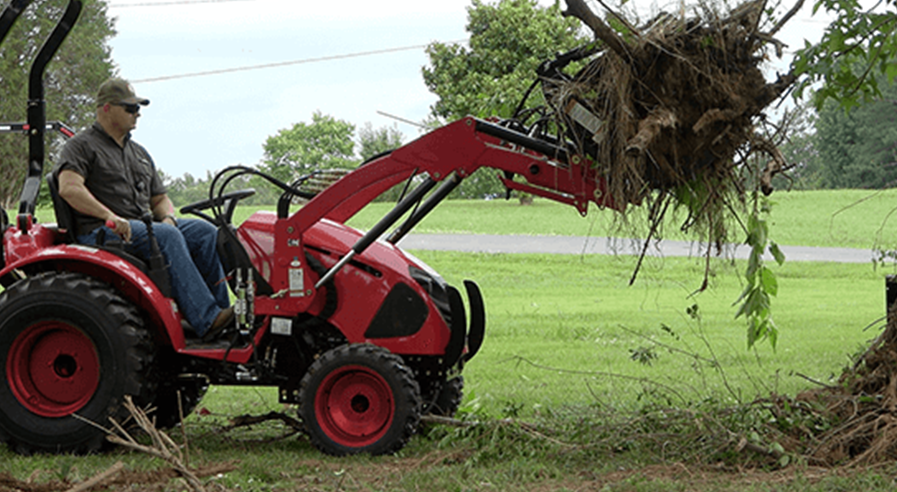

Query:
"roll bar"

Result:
[[0, 0, 83, 231]]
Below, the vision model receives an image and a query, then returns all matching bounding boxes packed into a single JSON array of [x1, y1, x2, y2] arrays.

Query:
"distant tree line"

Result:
[[777, 74, 897, 191]]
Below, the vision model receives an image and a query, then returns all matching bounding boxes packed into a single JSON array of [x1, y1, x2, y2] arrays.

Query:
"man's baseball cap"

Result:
[[96, 78, 150, 107]]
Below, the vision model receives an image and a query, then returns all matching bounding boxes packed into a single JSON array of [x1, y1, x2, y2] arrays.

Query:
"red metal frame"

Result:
[[293, 117, 616, 235]]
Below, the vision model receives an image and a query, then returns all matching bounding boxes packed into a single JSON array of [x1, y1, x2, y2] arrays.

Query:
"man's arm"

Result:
[[57, 169, 132, 241], [151, 194, 177, 226]]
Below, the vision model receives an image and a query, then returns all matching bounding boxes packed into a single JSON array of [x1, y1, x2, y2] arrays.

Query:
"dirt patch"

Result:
[[0, 463, 236, 492]]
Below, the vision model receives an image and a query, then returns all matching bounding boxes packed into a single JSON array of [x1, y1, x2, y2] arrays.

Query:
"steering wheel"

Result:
[[180, 189, 256, 226]]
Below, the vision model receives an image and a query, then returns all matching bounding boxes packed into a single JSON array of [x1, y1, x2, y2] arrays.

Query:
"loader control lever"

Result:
[[106, 214, 172, 298]]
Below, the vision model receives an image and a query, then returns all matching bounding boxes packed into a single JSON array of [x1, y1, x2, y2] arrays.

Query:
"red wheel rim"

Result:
[[6, 321, 100, 418], [315, 365, 394, 447]]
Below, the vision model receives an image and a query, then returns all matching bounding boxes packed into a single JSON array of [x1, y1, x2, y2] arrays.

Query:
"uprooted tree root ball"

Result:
[[548, 0, 799, 245]]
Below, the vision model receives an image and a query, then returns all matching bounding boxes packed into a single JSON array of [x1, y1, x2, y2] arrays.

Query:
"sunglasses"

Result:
[[113, 102, 141, 114]]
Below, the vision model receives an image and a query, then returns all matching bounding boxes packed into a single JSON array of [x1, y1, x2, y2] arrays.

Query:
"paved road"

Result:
[[399, 234, 876, 263]]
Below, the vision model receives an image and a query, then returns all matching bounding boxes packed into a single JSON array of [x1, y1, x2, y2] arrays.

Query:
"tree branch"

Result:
[[767, 0, 805, 37], [563, 0, 631, 60]]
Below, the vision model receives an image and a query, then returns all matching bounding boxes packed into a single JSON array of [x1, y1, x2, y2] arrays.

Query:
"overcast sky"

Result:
[[104, 0, 832, 181]]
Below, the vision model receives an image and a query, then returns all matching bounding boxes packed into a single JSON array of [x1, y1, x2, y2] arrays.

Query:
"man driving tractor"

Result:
[[52, 77, 233, 341]]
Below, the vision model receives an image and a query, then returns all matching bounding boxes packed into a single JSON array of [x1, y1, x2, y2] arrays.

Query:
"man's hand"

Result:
[[105, 216, 132, 242]]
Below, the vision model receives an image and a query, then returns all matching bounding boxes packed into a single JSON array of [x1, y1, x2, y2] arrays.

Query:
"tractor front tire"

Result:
[[0, 272, 155, 454], [298, 344, 421, 456]]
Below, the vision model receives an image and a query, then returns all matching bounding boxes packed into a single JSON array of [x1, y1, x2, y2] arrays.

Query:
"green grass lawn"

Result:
[[6, 191, 897, 490], [418, 251, 884, 412]]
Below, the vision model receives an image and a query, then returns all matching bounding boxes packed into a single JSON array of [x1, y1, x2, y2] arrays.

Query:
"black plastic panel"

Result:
[[365, 282, 429, 339]]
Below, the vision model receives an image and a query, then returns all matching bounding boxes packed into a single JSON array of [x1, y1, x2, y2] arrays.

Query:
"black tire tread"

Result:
[[0, 272, 156, 454], [428, 376, 464, 418], [298, 343, 421, 456]]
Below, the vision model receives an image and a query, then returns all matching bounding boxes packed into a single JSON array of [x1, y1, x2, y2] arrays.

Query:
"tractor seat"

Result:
[[44, 172, 77, 244], [45, 172, 149, 273]]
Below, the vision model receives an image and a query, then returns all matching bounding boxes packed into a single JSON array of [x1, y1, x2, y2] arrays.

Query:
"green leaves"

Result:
[[261, 111, 357, 182], [810, 76, 897, 189], [422, 0, 586, 121], [420, 0, 589, 198], [735, 197, 784, 350], [793, 0, 897, 111]]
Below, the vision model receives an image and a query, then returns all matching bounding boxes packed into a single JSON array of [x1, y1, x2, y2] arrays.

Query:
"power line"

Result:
[[109, 0, 252, 8], [132, 40, 467, 83]]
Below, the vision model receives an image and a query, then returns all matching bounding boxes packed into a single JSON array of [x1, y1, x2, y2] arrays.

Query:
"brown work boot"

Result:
[[203, 306, 234, 342]]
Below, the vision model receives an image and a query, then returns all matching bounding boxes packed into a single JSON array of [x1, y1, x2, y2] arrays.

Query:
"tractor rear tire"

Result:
[[298, 344, 421, 456], [0, 272, 155, 454]]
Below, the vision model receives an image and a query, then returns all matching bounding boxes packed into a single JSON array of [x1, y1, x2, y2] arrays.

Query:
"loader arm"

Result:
[[280, 116, 620, 291], [292, 117, 618, 236]]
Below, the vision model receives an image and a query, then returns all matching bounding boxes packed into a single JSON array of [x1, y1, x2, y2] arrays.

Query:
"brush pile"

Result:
[[550, 0, 800, 226], [772, 305, 897, 467]]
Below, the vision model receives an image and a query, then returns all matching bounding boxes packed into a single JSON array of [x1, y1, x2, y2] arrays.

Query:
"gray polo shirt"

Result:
[[53, 122, 167, 235]]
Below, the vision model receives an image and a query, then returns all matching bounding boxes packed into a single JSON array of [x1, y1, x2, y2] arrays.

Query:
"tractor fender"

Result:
[[0, 244, 184, 346]]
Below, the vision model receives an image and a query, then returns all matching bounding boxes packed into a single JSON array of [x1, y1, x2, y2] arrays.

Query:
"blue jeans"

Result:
[[78, 218, 230, 336]]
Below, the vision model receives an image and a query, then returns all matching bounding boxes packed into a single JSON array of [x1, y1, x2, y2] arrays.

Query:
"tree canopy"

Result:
[[357, 122, 403, 163], [794, 0, 897, 110], [422, 0, 587, 122], [811, 74, 897, 188], [260, 111, 357, 183], [0, 0, 116, 208], [422, 0, 587, 199]]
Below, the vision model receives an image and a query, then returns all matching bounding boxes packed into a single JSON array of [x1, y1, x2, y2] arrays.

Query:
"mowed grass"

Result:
[[5, 191, 897, 490], [31, 187, 897, 248], [415, 251, 884, 412], [0, 252, 889, 491]]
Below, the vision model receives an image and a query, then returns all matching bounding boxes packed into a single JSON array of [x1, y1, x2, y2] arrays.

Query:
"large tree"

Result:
[[0, 0, 116, 208], [423, 0, 586, 121], [261, 111, 357, 183], [422, 0, 587, 199]]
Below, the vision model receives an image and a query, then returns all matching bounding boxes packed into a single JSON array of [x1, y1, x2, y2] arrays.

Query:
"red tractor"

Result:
[[0, 0, 617, 456]]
